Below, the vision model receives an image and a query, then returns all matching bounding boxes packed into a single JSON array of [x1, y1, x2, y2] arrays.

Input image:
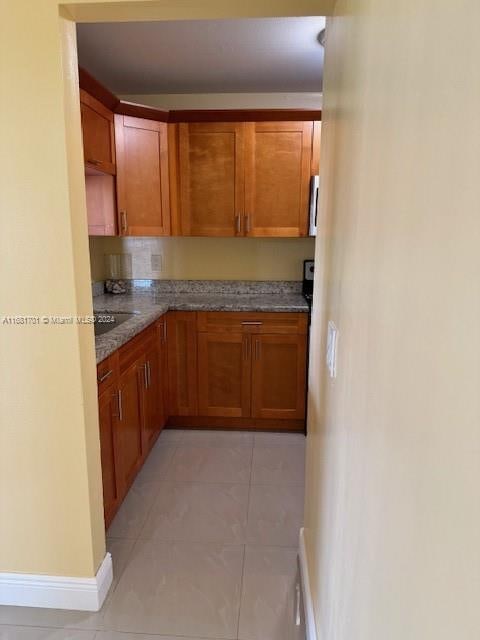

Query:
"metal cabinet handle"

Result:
[[245, 215, 251, 234], [117, 389, 123, 421], [243, 336, 250, 361], [147, 361, 152, 388], [120, 210, 128, 234], [98, 369, 112, 383], [235, 214, 242, 235], [254, 339, 261, 360], [142, 363, 148, 389], [241, 321, 262, 326], [163, 321, 167, 342]]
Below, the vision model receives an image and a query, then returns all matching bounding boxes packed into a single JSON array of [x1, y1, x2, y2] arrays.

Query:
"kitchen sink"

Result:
[[94, 312, 137, 336]]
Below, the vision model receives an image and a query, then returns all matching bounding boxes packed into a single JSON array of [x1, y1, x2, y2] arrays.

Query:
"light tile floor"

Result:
[[0, 430, 306, 640]]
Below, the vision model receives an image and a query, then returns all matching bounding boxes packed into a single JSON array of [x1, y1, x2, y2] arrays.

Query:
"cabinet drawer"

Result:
[[119, 324, 156, 373], [197, 311, 308, 335], [97, 351, 119, 396]]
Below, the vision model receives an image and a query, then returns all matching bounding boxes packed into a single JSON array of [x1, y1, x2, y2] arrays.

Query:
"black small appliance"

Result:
[[302, 259, 315, 309]]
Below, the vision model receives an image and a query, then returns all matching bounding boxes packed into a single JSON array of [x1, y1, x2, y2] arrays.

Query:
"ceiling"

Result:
[[76, 17, 325, 94]]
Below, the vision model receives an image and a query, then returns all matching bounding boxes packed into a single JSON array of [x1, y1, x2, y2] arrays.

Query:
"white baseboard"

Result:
[[0, 552, 112, 611], [299, 528, 318, 640]]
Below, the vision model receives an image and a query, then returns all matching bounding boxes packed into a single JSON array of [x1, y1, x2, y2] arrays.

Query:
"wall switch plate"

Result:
[[150, 254, 163, 274], [326, 321, 338, 378]]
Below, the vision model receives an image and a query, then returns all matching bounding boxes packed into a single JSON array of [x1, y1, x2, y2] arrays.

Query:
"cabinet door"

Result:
[[80, 90, 116, 175], [117, 360, 144, 490], [115, 115, 170, 236], [251, 334, 307, 420], [198, 333, 251, 417], [85, 173, 117, 236], [245, 121, 313, 237], [311, 121, 322, 175], [178, 122, 245, 236], [166, 312, 198, 415], [98, 388, 120, 527], [157, 317, 169, 427], [142, 340, 163, 453]]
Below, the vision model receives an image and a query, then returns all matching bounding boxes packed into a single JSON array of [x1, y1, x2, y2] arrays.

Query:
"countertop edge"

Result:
[[95, 296, 309, 364]]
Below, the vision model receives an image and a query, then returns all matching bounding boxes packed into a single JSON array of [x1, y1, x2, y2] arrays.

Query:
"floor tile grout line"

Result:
[[0, 622, 231, 640], [105, 437, 182, 608], [108, 438, 180, 540], [130, 440, 181, 545], [105, 538, 137, 602], [94, 628, 232, 639], [234, 544, 247, 640], [233, 442, 255, 638], [109, 539, 300, 550]]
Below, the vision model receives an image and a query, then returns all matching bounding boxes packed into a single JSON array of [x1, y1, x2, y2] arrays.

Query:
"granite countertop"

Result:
[[94, 281, 309, 364]]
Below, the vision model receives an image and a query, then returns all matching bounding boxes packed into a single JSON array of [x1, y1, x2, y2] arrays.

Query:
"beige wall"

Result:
[[120, 93, 322, 110], [90, 236, 315, 282], [0, 9, 104, 576], [304, 1, 480, 639]]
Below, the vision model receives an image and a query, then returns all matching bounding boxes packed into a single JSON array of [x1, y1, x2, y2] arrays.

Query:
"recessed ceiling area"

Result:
[[76, 17, 325, 94]]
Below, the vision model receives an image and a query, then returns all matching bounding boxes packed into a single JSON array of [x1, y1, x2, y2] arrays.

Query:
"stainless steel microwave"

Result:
[[309, 175, 320, 237]]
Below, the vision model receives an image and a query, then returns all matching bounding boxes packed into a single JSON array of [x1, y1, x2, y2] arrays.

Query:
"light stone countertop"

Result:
[[94, 289, 309, 364]]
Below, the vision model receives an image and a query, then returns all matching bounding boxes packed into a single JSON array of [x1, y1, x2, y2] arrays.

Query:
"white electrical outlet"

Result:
[[150, 254, 163, 274], [326, 321, 338, 378]]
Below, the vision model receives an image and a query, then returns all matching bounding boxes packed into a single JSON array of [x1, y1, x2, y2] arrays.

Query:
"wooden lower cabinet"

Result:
[[141, 339, 164, 452], [96, 320, 167, 528], [117, 359, 144, 491], [166, 312, 198, 415], [198, 332, 251, 417], [194, 312, 308, 423], [98, 387, 121, 528], [251, 334, 307, 420]]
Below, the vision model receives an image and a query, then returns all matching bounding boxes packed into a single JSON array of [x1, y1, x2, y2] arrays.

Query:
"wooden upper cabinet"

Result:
[[244, 121, 313, 237], [85, 172, 117, 236], [80, 90, 116, 175], [177, 122, 245, 236], [197, 332, 251, 417], [173, 119, 315, 238], [311, 121, 322, 175], [115, 115, 170, 236], [251, 333, 307, 420]]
